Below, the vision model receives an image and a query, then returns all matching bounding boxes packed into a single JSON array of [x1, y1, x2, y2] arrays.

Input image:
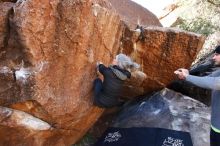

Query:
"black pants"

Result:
[[94, 78, 103, 97], [93, 78, 124, 108], [211, 128, 220, 146], [93, 78, 103, 107]]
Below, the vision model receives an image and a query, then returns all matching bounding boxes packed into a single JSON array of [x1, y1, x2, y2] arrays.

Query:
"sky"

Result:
[[131, 0, 174, 17]]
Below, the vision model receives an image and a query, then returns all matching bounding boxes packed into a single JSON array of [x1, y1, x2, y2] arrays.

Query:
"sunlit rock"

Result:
[[0, 0, 122, 145]]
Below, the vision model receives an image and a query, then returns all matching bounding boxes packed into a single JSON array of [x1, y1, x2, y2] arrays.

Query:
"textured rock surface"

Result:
[[108, 0, 162, 28], [113, 88, 211, 146], [0, 2, 13, 50], [0, 0, 121, 145], [122, 27, 205, 94], [0, 0, 205, 145], [0, 2, 17, 106]]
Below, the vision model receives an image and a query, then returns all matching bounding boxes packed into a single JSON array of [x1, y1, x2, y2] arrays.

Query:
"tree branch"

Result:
[[207, 0, 220, 6]]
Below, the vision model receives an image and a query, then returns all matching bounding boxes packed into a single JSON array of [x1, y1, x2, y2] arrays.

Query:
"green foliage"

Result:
[[72, 133, 97, 146], [171, 0, 220, 36], [174, 17, 220, 36]]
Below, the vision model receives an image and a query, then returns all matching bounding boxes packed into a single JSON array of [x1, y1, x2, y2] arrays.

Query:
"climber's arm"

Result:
[[97, 62, 108, 75]]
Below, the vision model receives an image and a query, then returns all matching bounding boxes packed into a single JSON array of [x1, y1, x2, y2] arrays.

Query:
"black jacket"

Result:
[[97, 64, 131, 107]]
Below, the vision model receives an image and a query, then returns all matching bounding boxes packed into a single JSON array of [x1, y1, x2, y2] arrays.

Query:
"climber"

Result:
[[174, 45, 220, 146], [93, 53, 140, 108]]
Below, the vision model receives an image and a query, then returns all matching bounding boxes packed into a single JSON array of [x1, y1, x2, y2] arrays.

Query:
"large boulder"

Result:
[[0, 0, 122, 145], [122, 27, 205, 94], [0, 0, 205, 145], [108, 0, 162, 28]]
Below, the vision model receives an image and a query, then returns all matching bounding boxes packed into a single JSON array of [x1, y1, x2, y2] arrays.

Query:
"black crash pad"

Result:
[[94, 127, 193, 146]]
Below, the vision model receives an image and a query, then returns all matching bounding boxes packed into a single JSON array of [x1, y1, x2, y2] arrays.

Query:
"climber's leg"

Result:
[[93, 78, 103, 106], [94, 78, 103, 96]]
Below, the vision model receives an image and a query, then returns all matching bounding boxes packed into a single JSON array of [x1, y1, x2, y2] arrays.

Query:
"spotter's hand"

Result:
[[174, 68, 189, 80]]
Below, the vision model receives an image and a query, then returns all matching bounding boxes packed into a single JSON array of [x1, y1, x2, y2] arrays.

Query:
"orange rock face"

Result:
[[0, 0, 205, 145], [0, 0, 122, 145], [122, 27, 205, 93]]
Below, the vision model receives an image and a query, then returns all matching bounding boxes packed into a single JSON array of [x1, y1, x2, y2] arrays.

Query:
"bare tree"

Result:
[[207, 0, 220, 6]]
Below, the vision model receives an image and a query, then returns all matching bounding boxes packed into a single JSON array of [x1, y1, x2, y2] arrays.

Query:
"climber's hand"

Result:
[[96, 61, 103, 67], [96, 61, 103, 73]]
